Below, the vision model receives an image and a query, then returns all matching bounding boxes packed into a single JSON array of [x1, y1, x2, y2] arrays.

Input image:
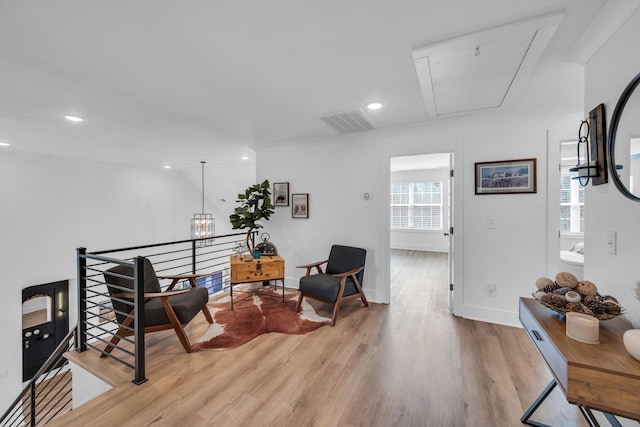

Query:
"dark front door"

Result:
[[22, 280, 69, 381]]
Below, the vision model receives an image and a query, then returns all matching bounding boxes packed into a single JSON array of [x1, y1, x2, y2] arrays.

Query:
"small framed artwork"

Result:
[[291, 193, 309, 218], [475, 158, 537, 195], [273, 182, 290, 206]]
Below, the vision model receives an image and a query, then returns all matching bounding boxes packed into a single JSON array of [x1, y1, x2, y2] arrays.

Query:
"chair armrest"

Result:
[[156, 273, 211, 280], [157, 272, 213, 290], [296, 259, 329, 276], [296, 260, 328, 269], [112, 289, 190, 299], [331, 266, 364, 278]]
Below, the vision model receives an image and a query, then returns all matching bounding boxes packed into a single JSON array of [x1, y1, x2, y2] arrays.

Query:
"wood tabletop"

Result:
[[521, 297, 640, 419], [521, 298, 640, 376]]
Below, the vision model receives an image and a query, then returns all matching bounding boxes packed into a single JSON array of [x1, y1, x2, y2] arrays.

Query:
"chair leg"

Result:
[[101, 327, 125, 357], [330, 278, 349, 327], [296, 292, 304, 312], [102, 313, 134, 357], [330, 302, 341, 327], [352, 276, 369, 307], [161, 298, 192, 353], [202, 305, 214, 324]]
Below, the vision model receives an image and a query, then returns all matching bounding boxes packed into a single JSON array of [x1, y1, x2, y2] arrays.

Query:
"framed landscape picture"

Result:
[[273, 182, 289, 206], [291, 193, 309, 218], [475, 158, 537, 195]]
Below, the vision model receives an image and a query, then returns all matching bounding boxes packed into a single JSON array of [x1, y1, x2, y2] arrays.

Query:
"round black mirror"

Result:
[[608, 72, 640, 201]]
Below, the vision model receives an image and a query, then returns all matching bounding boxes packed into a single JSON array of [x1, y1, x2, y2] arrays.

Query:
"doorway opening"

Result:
[[558, 139, 585, 279], [389, 153, 454, 311]]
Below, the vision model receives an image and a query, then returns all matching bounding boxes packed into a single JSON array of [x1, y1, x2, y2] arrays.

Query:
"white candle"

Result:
[[566, 312, 599, 344]]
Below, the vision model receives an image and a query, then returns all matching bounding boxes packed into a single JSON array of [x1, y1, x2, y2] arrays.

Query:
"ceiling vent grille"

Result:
[[320, 110, 375, 134]]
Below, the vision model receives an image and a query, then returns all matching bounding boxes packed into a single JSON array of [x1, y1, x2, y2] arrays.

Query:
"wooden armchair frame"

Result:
[[102, 272, 213, 355], [295, 258, 368, 326]]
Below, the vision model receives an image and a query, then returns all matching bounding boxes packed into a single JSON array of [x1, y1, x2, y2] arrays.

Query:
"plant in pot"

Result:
[[229, 179, 275, 253]]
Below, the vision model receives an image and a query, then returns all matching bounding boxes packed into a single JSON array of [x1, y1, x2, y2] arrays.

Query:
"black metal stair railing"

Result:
[[0, 326, 77, 427], [76, 232, 250, 384]]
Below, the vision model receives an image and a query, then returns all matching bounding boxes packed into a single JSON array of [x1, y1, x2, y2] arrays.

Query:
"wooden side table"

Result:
[[229, 255, 285, 310], [519, 297, 640, 426]]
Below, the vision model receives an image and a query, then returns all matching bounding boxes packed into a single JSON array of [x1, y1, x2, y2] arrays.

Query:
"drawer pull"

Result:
[[532, 330, 543, 341]]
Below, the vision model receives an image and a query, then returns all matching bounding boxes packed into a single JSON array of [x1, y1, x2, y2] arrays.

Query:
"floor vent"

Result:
[[320, 110, 375, 134]]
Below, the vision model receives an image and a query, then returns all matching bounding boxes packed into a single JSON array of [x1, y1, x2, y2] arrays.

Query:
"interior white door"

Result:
[[447, 153, 454, 312]]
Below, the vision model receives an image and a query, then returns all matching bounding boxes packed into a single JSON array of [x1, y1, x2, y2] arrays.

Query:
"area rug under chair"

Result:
[[192, 287, 330, 351]]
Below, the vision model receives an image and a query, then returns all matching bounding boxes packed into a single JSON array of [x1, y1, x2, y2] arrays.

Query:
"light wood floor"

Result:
[[54, 250, 588, 426]]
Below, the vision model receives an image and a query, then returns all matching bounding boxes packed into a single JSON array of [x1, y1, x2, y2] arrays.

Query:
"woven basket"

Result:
[[533, 294, 623, 321]]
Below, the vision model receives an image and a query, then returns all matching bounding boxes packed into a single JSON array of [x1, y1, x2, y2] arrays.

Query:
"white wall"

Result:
[[0, 150, 253, 413], [584, 8, 640, 328], [390, 168, 450, 253], [257, 107, 581, 326]]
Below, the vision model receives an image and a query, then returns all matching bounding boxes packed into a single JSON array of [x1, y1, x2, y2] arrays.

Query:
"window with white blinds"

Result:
[[390, 182, 442, 230]]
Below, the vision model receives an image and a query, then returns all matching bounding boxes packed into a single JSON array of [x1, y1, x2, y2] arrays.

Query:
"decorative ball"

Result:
[[576, 280, 598, 296], [565, 291, 581, 303], [533, 291, 546, 301], [623, 329, 640, 362], [535, 277, 554, 290], [556, 272, 578, 289]]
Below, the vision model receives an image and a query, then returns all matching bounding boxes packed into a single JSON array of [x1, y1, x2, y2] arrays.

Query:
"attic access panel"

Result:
[[413, 13, 563, 118]]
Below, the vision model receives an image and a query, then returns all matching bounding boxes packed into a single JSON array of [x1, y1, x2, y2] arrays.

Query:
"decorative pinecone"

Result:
[[542, 283, 560, 293], [579, 303, 594, 316], [602, 301, 622, 316], [583, 294, 598, 305], [586, 301, 606, 316], [541, 293, 566, 308], [566, 302, 583, 312], [601, 295, 619, 304]]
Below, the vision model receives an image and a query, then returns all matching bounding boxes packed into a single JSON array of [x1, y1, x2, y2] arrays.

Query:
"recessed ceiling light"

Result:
[[163, 165, 171, 169], [241, 156, 249, 160], [366, 101, 383, 110], [0, 141, 10, 147], [63, 115, 84, 122]]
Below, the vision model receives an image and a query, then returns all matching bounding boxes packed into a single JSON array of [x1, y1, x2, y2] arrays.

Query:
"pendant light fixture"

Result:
[[191, 161, 214, 246]]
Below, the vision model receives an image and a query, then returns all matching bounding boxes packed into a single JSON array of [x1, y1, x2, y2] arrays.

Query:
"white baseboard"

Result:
[[284, 278, 381, 304], [390, 244, 448, 253], [460, 304, 521, 328]]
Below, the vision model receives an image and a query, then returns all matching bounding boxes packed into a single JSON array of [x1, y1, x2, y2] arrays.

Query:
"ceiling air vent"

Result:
[[320, 109, 375, 134]]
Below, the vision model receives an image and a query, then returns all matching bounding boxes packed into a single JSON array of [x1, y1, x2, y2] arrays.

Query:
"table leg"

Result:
[[602, 412, 624, 427], [281, 279, 285, 303], [230, 284, 234, 310], [521, 379, 557, 427]]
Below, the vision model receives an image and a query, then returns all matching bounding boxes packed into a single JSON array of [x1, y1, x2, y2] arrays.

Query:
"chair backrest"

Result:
[[326, 245, 366, 286], [103, 258, 161, 323]]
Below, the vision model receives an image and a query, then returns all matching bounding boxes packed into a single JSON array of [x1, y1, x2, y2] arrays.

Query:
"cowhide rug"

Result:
[[192, 287, 330, 351]]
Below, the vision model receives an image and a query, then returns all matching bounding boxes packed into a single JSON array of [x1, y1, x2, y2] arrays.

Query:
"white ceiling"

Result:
[[0, 1, 613, 172], [391, 153, 450, 171], [413, 13, 563, 118]]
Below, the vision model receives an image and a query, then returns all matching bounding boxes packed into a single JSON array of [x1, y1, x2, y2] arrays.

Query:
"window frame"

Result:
[[390, 181, 443, 231]]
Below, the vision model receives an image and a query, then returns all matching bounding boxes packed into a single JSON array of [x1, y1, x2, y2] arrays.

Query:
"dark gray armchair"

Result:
[[103, 258, 213, 354], [296, 245, 368, 326]]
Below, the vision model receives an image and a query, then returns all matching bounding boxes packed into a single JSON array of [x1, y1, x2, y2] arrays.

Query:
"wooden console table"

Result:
[[229, 255, 285, 310], [519, 297, 640, 426]]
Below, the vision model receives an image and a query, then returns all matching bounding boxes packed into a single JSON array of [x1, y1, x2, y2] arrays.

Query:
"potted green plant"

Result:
[[229, 179, 275, 253]]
